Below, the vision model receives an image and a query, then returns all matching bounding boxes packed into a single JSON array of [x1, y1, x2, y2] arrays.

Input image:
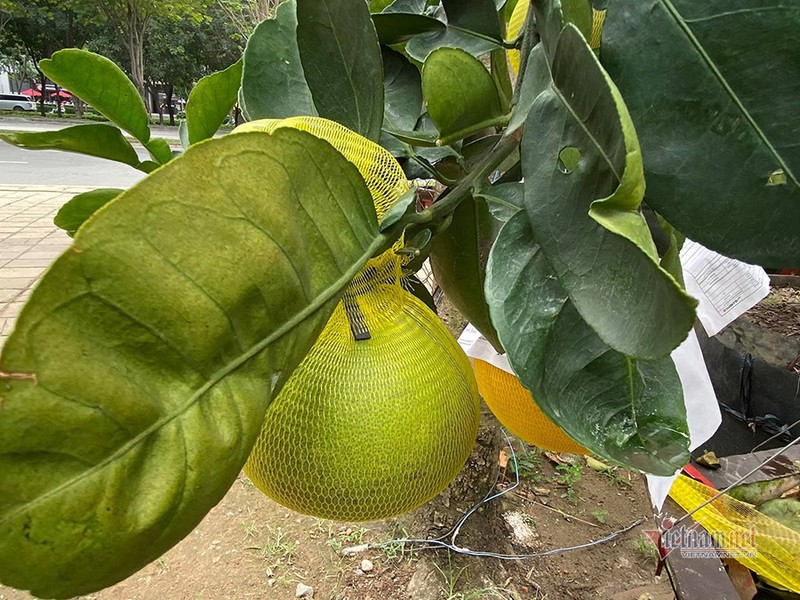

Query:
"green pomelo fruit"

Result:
[[244, 284, 480, 521]]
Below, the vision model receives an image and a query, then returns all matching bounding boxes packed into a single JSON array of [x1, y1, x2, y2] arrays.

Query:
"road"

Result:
[[0, 115, 190, 188], [0, 142, 149, 187]]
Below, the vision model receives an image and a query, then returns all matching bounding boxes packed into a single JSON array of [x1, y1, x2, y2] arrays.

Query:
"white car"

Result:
[[0, 93, 37, 111]]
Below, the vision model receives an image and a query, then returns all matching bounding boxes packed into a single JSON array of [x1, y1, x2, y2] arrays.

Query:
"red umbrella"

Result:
[[19, 88, 41, 97], [51, 90, 72, 99]]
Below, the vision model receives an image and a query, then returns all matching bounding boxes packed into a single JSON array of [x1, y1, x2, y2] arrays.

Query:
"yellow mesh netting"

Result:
[[669, 474, 800, 592], [472, 358, 588, 454], [236, 117, 481, 521], [506, 0, 529, 75], [234, 117, 409, 291], [590, 6, 607, 50]]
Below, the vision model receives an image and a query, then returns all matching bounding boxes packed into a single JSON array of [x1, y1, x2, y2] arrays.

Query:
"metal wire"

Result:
[[365, 428, 644, 561]]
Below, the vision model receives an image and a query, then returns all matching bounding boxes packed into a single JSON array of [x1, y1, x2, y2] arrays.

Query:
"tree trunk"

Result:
[[55, 84, 62, 118], [167, 82, 175, 126], [37, 70, 46, 117], [126, 16, 147, 102], [74, 98, 84, 119]]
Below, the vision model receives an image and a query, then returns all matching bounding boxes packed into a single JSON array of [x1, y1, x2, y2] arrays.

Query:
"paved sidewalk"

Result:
[[0, 185, 91, 347]]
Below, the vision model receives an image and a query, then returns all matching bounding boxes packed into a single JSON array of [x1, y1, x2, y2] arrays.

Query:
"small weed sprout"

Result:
[[591, 509, 608, 524], [555, 462, 582, 504], [508, 438, 542, 481], [633, 534, 660, 567], [255, 525, 298, 562]]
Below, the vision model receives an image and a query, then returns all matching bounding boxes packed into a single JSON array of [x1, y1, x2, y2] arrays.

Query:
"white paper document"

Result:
[[681, 239, 770, 337]]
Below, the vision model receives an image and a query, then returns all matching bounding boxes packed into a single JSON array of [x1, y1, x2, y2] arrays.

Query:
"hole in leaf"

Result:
[[558, 147, 581, 174], [767, 169, 787, 186]]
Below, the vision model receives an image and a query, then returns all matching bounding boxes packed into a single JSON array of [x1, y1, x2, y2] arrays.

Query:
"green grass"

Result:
[[555, 462, 582, 504]]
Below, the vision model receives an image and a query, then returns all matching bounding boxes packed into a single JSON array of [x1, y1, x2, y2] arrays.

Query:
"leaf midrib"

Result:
[[659, 0, 799, 188], [0, 233, 388, 525], [543, 29, 623, 183]]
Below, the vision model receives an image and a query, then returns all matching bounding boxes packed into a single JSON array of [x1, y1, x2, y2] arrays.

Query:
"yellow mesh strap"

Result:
[[506, 0, 529, 76], [473, 358, 588, 454], [590, 7, 607, 51], [669, 475, 800, 592]]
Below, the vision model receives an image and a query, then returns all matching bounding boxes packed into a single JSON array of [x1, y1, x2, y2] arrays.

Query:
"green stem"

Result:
[[512, 5, 539, 107], [411, 131, 522, 226], [436, 114, 511, 147]]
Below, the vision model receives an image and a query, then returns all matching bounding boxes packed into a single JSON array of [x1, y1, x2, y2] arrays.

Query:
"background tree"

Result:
[[215, 0, 279, 39], [89, 0, 212, 99], [0, 0, 88, 115]]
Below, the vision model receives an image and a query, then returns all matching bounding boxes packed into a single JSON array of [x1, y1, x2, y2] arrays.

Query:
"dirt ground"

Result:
[[1, 298, 674, 600], [741, 284, 799, 338]]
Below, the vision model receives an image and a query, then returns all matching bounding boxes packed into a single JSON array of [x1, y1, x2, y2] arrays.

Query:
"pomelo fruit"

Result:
[[244, 284, 481, 521]]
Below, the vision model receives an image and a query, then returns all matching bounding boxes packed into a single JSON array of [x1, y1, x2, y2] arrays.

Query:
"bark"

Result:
[[167, 82, 175, 126], [126, 21, 146, 101], [37, 69, 46, 117]]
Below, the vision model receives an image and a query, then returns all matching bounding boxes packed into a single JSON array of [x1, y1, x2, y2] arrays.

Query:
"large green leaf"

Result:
[[240, 0, 316, 121], [53, 188, 123, 237], [0, 124, 140, 168], [601, 0, 800, 268], [297, 0, 384, 142], [40, 50, 150, 144], [442, 0, 503, 41], [372, 12, 445, 44], [521, 14, 696, 359], [485, 211, 690, 475], [422, 48, 505, 141], [430, 195, 502, 350], [186, 59, 243, 146], [382, 47, 423, 132], [0, 130, 385, 598], [406, 27, 501, 62]]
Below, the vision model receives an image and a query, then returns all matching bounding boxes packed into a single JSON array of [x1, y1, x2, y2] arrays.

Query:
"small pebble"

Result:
[[360, 559, 374, 573], [295, 583, 314, 598]]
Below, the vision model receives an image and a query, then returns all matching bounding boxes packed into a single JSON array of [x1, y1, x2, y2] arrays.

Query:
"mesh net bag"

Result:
[[235, 117, 481, 521], [472, 358, 588, 454], [669, 474, 800, 592]]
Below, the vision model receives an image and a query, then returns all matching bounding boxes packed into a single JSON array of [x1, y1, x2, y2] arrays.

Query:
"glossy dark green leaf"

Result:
[[145, 138, 173, 165], [380, 187, 417, 230], [0, 124, 139, 167], [0, 130, 384, 598], [522, 13, 696, 359], [240, 0, 316, 121], [382, 47, 423, 132], [406, 27, 501, 62], [186, 59, 243, 146], [297, 0, 384, 142], [422, 48, 505, 141], [476, 182, 523, 222], [462, 134, 501, 170], [53, 188, 122, 237], [602, 0, 800, 267], [442, 0, 503, 41], [373, 13, 445, 44], [384, 128, 439, 147], [404, 274, 437, 313], [506, 44, 550, 134], [40, 49, 150, 144], [384, 0, 427, 12], [485, 211, 690, 475], [430, 195, 502, 350]]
